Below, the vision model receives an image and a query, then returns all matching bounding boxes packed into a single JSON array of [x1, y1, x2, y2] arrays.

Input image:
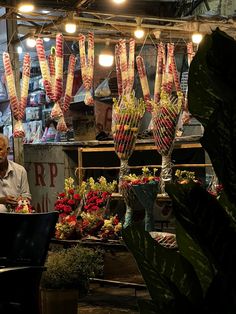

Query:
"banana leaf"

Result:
[[166, 183, 236, 282], [188, 28, 236, 204], [122, 223, 203, 312], [175, 221, 214, 296]]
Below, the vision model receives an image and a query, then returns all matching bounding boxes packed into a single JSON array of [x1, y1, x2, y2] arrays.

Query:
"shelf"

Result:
[[0, 99, 9, 104], [111, 193, 172, 202]]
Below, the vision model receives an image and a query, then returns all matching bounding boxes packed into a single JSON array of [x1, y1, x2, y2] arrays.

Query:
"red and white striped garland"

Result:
[[115, 38, 135, 97], [78, 32, 94, 106], [36, 34, 64, 103], [154, 43, 164, 104], [136, 55, 152, 112], [62, 54, 76, 113], [3, 52, 31, 138], [115, 43, 123, 97]]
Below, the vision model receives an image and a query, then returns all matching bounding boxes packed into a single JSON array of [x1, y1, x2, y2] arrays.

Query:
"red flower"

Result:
[[73, 194, 81, 200], [68, 189, 74, 195], [67, 199, 75, 206], [58, 192, 66, 197]]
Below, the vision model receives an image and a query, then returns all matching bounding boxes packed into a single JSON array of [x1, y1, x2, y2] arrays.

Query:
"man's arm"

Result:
[[20, 168, 31, 199]]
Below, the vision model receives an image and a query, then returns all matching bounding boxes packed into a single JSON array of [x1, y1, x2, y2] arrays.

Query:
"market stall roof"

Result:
[[1, 0, 236, 44]]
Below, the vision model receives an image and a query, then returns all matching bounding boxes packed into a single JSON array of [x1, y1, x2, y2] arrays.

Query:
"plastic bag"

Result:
[[95, 79, 111, 98]]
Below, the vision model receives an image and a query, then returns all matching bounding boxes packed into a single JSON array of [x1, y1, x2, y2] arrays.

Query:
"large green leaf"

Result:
[[166, 183, 236, 281], [188, 28, 236, 204], [122, 224, 203, 311], [218, 191, 236, 222], [176, 221, 214, 296]]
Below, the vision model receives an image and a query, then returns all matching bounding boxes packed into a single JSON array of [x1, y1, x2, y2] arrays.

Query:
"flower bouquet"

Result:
[[54, 177, 82, 239], [55, 214, 82, 240], [14, 197, 34, 213], [120, 167, 160, 231], [54, 182, 81, 218], [99, 215, 122, 240], [112, 93, 145, 186], [54, 176, 118, 240], [151, 43, 183, 195]]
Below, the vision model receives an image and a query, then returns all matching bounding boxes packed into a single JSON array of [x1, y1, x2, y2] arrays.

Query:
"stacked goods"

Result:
[[115, 38, 135, 96], [78, 32, 94, 106], [112, 93, 145, 160], [3, 52, 31, 138]]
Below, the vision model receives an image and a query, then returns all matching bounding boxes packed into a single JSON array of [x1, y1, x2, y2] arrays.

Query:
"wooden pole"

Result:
[[6, 7, 24, 165]]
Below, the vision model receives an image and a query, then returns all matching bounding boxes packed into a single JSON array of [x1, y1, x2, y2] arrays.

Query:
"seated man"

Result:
[[0, 134, 31, 212]]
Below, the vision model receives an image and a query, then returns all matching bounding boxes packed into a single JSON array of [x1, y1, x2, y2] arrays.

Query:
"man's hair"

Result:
[[0, 134, 10, 148]]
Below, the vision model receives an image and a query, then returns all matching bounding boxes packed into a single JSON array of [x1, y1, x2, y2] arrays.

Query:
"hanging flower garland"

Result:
[[115, 38, 135, 97], [3, 52, 31, 138], [36, 33, 76, 132], [78, 32, 94, 106]]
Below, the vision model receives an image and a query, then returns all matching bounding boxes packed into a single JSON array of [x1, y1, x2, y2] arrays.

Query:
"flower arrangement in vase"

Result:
[[120, 167, 160, 231]]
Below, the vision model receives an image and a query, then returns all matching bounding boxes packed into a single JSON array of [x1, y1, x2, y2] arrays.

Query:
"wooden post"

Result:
[[6, 7, 24, 165]]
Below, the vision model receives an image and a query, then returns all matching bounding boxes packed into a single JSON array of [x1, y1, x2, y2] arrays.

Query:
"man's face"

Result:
[[0, 139, 9, 164]]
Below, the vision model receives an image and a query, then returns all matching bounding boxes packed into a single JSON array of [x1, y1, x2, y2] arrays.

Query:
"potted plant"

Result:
[[40, 244, 103, 314]]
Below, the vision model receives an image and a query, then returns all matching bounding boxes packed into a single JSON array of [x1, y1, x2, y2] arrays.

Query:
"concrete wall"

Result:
[[24, 144, 77, 212]]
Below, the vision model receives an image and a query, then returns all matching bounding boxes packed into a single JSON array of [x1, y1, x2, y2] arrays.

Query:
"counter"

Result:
[[24, 135, 208, 212]]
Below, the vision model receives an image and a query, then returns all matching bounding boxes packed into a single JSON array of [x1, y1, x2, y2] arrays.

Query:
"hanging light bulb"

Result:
[[18, 3, 34, 13], [192, 22, 203, 44], [65, 12, 76, 34], [99, 39, 114, 67], [26, 37, 36, 48], [134, 27, 145, 39], [113, 0, 126, 3], [43, 37, 50, 42], [134, 17, 145, 39], [192, 32, 203, 44], [17, 46, 23, 54]]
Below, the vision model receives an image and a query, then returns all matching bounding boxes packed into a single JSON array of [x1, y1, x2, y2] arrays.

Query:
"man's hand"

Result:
[[0, 196, 18, 207]]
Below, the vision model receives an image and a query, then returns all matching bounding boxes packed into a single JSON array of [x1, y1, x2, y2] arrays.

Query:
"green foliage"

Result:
[[41, 245, 103, 290], [122, 28, 236, 313], [188, 28, 236, 204], [122, 224, 203, 313]]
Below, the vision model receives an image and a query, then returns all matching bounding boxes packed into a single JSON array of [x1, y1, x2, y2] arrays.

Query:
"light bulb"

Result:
[[43, 37, 50, 42], [192, 33, 203, 44], [99, 54, 114, 67], [17, 46, 23, 54], [18, 3, 34, 13], [65, 23, 76, 34], [113, 0, 125, 3], [26, 37, 36, 48], [134, 27, 145, 39]]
